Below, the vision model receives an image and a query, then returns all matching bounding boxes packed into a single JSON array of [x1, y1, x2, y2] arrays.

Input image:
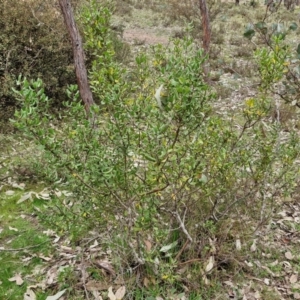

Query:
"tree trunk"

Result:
[[198, 0, 211, 77], [58, 0, 95, 117], [199, 0, 211, 55]]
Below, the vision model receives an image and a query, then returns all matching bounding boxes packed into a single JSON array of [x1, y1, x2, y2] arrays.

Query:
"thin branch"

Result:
[[0, 241, 48, 252]]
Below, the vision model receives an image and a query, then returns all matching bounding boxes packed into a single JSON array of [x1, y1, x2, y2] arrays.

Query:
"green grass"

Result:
[[0, 187, 52, 300]]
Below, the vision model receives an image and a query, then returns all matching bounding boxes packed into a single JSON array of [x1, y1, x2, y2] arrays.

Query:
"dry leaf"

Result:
[[205, 256, 214, 273], [45, 289, 66, 300], [254, 290, 261, 299], [269, 260, 278, 267], [294, 292, 300, 299], [143, 277, 150, 288], [250, 239, 257, 252], [24, 288, 36, 300], [236, 238, 241, 251], [223, 280, 234, 287], [115, 286, 126, 300], [290, 274, 298, 284], [9, 273, 24, 285], [22, 256, 32, 262], [46, 267, 58, 285], [9, 226, 18, 232], [89, 240, 99, 249], [92, 290, 103, 300], [12, 182, 25, 190], [202, 274, 210, 285], [55, 190, 62, 197], [96, 261, 115, 276], [285, 251, 294, 260], [5, 190, 15, 195], [17, 192, 33, 204], [39, 255, 52, 261], [108, 286, 116, 300], [144, 240, 152, 252]]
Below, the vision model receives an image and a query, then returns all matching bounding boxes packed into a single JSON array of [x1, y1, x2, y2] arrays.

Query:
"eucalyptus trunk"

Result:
[[58, 0, 95, 117]]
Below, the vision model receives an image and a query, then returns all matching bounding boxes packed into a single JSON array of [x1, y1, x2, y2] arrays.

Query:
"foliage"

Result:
[[244, 11, 300, 109], [11, 3, 300, 295], [0, 0, 77, 132]]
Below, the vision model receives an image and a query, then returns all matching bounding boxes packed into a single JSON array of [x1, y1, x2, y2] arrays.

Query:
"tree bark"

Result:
[[199, 0, 211, 55], [58, 0, 95, 117], [198, 0, 211, 78]]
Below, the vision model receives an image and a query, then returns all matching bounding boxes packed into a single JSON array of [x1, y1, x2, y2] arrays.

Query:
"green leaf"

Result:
[[289, 22, 298, 31], [297, 44, 300, 55], [243, 25, 255, 40], [160, 241, 178, 253]]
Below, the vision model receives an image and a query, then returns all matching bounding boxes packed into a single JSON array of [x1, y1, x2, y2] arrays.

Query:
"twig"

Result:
[[175, 239, 189, 261], [0, 241, 48, 252], [178, 258, 202, 266]]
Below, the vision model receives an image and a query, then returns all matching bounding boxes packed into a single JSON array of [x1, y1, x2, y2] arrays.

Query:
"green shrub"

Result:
[[0, 0, 76, 132], [12, 3, 300, 294]]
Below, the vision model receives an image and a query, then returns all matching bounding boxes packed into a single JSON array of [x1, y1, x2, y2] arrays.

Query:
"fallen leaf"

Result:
[[294, 292, 300, 299], [285, 251, 294, 260], [254, 290, 261, 299], [45, 289, 66, 300], [46, 267, 58, 285], [223, 280, 234, 287], [202, 273, 210, 285], [9, 226, 18, 232], [89, 240, 99, 249], [108, 286, 116, 300], [5, 190, 15, 195], [55, 190, 62, 197], [205, 256, 214, 273], [143, 277, 150, 288], [9, 273, 24, 285], [160, 241, 178, 253], [39, 255, 52, 261], [53, 235, 60, 243], [236, 238, 241, 251], [115, 286, 126, 300], [269, 260, 278, 267], [96, 261, 115, 276], [144, 240, 152, 252], [17, 192, 33, 204], [24, 288, 36, 300], [250, 239, 257, 252], [92, 290, 103, 300], [12, 182, 25, 190], [290, 274, 298, 284], [22, 256, 33, 262]]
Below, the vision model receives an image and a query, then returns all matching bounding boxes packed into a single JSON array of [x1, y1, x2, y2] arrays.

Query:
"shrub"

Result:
[[12, 3, 300, 294], [0, 0, 77, 131]]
